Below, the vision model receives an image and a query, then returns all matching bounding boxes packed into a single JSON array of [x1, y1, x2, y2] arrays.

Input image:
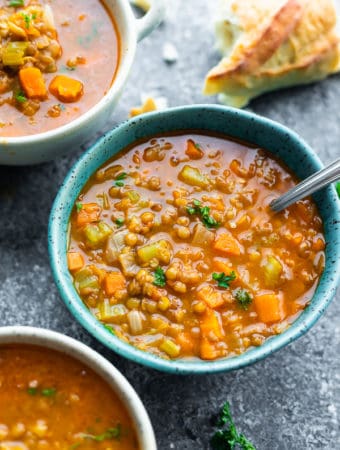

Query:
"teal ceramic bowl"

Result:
[[48, 105, 340, 374]]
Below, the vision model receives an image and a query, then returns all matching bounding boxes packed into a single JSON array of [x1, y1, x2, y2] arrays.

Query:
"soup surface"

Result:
[[0, 0, 119, 137], [0, 345, 138, 449], [68, 133, 325, 361]]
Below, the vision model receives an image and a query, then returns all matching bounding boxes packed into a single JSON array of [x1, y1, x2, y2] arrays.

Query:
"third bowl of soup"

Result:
[[48, 105, 340, 374], [0, 0, 165, 165]]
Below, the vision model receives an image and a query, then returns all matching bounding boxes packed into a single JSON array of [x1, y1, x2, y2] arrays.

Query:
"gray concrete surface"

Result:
[[0, 1, 339, 448]]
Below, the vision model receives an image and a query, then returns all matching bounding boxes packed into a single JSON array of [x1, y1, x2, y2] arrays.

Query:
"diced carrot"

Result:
[[197, 285, 224, 309], [209, 197, 225, 211], [49, 75, 84, 103], [213, 232, 241, 256], [213, 259, 232, 274], [104, 272, 126, 296], [254, 294, 282, 323], [200, 307, 224, 339], [176, 332, 194, 354], [19, 67, 47, 100], [76, 203, 101, 227], [200, 337, 219, 360], [185, 139, 204, 160], [67, 252, 84, 272]]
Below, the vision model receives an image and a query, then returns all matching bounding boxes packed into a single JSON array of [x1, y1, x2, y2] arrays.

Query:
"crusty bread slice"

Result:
[[205, 0, 340, 107]]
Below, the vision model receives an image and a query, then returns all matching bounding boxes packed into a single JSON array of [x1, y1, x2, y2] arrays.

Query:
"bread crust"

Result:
[[205, 0, 340, 105]]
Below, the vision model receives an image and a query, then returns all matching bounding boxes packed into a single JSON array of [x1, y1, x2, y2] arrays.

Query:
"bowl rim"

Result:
[[0, 325, 157, 450], [48, 104, 340, 374], [0, 0, 137, 146]]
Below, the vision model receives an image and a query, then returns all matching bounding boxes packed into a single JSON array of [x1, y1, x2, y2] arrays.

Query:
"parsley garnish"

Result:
[[104, 324, 115, 334], [41, 388, 56, 397], [186, 199, 220, 229], [27, 387, 56, 397], [9, 0, 24, 7], [114, 172, 127, 187], [153, 267, 166, 287], [21, 12, 31, 28], [234, 289, 252, 310], [212, 271, 236, 289], [76, 202, 83, 212], [92, 425, 121, 442], [336, 182, 340, 198], [27, 387, 38, 395], [15, 91, 27, 103], [115, 218, 124, 227], [211, 402, 256, 450], [194, 142, 202, 150]]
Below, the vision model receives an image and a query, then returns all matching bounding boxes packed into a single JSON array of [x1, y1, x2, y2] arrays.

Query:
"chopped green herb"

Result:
[[194, 142, 202, 150], [15, 90, 27, 103], [336, 182, 340, 198], [21, 12, 31, 28], [212, 271, 236, 289], [76, 202, 83, 212], [27, 387, 38, 396], [9, 0, 24, 7], [69, 444, 81, 450], [66, 65, 76, 71], [186, 199, 220, 229], [234, 289, 252, 310], [41, 387, 56, 397], [153, 267, 166, 287], [115, 218, 124, 227], [211, 402, 256, 450], [92, 425, 121, 442], [104, 324, 115, 334], [114, 173, 127, 187]]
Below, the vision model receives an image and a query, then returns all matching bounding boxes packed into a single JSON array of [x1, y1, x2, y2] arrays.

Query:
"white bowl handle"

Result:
[[135, 0, 166, 42]]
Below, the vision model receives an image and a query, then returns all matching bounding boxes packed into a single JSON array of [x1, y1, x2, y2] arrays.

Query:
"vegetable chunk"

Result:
[[104, 272, 126, 296], [67, 251, 84, 272], [49, 75, 84, 103], [213, 232, 241, 256], [19, 67, 47, 100], [254, 294, 282, 323]]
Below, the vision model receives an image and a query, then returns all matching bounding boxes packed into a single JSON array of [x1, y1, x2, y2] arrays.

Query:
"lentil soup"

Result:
[[68, 132, 325, 361], [0, 0, 119, 137], [0, 345, 138, 449]]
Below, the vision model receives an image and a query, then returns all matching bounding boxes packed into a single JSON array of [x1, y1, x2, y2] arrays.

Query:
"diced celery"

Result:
[[98, 301, 127, 323], [3, 42, 28, 66], [137, 239, 172, 264], [160, 339, 180, 358], [78, 275, 99, 291], [126, 190, 140, 204], [263, 256, 282, 288], [84, 221, 112, 248], [73, 266, 100, 294], [179, 165, 209, 188], [119, 252, 139, 277]]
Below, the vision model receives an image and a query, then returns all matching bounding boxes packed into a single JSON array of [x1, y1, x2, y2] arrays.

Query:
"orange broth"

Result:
[[0, 345, 139, 449]]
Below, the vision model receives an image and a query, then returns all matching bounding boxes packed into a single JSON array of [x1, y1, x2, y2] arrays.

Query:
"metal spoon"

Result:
[[270, 158, 340, 212]]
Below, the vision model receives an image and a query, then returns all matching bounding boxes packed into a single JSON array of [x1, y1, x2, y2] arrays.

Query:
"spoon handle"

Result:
[[270, 158, 340, 212]]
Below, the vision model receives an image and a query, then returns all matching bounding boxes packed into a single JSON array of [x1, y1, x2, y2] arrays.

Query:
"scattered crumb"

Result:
[[162, 42, 178, 64], [129, 95, 168, 117], [130, 0, 151, 12]]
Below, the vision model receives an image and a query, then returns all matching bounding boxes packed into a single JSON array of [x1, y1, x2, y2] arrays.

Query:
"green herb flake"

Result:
[[41, 387, 56, 397], [104, 324, 115, 335], [115, 218, 124, 227], [9, 0, 24, 7], [211, 402, 256, 450], [336, 182, 340, 198], [234, 289, 252, 310], [153, 267, 166, 287], [21, 12, 31, 28], [15, 91, 27, 103], [186, 199, 220, 229], [114, 173, 127, 187], [212, 271, 236, 289], [27, 387, 38, 396], [76, 202, 83, 212], [69, 444, 81, 450], [194, 142, 202, 150]]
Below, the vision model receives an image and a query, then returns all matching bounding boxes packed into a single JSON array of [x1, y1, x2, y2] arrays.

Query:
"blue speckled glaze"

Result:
[[48, 105, 340, 375]]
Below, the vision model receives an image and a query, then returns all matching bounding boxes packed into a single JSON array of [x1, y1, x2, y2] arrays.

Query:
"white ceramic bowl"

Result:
[[0, 326, 157, 450], [0, 0, 165, 165]]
